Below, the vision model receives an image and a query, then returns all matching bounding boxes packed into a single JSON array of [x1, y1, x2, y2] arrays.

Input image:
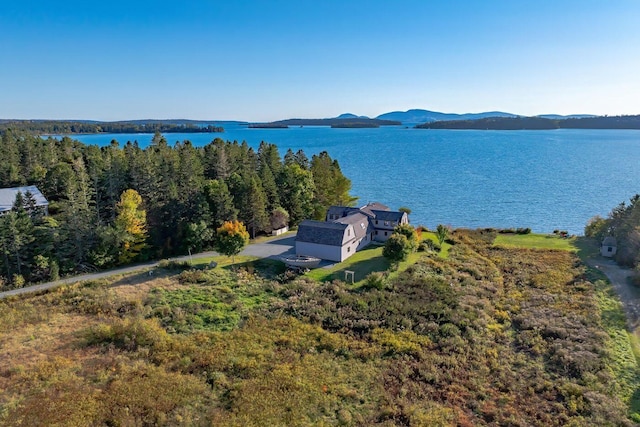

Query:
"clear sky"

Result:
[[1, 0, 639, 121]]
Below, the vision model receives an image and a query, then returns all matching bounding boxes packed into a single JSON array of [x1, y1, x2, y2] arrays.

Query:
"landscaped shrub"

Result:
[[363, 272, 388, 290], [420, 239, 441, 252]]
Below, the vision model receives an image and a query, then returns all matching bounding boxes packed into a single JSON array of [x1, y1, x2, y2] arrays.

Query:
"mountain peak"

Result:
[[336, 113, 370, 119]]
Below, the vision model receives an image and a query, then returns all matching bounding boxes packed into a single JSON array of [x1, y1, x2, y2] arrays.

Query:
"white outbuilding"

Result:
[[600, 236, 617, 257]]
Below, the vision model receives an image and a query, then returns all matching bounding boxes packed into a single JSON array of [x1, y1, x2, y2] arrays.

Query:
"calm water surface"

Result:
[[68, 126, 640, 234]]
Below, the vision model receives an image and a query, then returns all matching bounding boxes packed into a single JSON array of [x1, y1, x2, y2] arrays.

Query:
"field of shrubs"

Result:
[[0, 230, 638, 426]]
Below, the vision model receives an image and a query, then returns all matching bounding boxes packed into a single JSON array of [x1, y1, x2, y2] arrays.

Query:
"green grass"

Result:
[[493, 233, 578, 251], [593, 279, 640, 419], [573, 236, 602, 263], [305, 246, 390, 283], [421, 232, 452, 258], [304, 244, 428, 285], [190, 254, 259, 268]]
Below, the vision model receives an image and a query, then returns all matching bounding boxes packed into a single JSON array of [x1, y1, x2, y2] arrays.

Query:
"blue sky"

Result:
[[1, 1, 639, 121]]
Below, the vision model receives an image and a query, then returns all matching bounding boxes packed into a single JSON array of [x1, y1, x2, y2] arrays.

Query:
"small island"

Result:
[[247, 123, 289, 129], [330, 122, 380, 128], [251, 117, 401, 127]]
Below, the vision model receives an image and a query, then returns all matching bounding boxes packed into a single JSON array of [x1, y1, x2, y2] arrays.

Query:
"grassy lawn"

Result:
[[305, 246, 390, 283], [305, 245, 428, 285], [422, 231, 452, 258], [493, 233, 578, 251]]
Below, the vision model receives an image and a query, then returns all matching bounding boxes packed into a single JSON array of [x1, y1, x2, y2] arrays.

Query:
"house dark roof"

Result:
[[602, 236, 617, 247], [360, 202, 389, 216], [335, 212, 371, 240], [0, 186, 49, 213], [326, 206, 359, 219], [371, 210, 406, 222], [296, 220, 347, 246]]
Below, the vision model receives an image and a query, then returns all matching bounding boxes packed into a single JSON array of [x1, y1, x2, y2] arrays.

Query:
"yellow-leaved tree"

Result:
[[214, 220, 249, 263], [115, 189, 148, 264]]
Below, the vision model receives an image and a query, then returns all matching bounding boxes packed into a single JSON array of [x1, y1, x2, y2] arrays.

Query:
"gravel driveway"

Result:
[[586, 257, 640, 331]]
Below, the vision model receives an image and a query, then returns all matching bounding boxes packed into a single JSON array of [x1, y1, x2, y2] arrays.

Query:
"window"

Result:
[[347, 246, 350, 252], [608, 247, 613, 252], [384, 221, 390, 226], [347, 229, 350, 236], [375, 230, 378, 235], [375, 220, 378, 225], [384, 231, 388, 236]]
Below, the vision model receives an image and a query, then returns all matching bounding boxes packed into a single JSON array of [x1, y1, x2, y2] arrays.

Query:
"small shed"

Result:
[[600, 236, 617, 257]]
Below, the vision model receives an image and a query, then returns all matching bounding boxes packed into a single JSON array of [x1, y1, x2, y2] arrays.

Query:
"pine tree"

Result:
[[243, 177, 269, 238], [203, 179, 238, 228]]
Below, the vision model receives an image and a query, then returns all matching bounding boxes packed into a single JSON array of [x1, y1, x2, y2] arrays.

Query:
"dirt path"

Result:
[[586, 257, 640, 332]]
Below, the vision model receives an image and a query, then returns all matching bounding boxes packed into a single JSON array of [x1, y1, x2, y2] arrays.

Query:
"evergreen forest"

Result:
[[0, 130, 356, 288]]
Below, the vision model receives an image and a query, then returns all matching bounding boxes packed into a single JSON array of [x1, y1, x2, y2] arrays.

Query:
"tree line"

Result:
[[0, 130, 356, 288], [416, 114, 640, 130], [0, 120, 224, 135], [585, 194, 640, 269]]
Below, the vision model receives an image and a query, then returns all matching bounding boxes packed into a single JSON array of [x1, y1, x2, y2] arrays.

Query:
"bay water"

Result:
[[66, 125, 640, 234]]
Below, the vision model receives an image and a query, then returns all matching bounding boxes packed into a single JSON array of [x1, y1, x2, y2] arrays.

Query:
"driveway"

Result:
[[586, 257, 640, 332], [241, 235, 296, 259], [0, 233, 296, 300]]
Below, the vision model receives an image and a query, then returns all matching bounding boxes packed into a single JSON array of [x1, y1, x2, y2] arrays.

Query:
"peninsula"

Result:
[[415, 114, 640, 130]]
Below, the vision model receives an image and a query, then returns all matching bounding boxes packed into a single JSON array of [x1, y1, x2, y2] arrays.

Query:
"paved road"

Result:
[[0, 233, 296, 300]]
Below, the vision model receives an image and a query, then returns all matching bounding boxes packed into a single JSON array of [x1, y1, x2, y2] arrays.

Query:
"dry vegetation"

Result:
[[0, 230, 638, 426]]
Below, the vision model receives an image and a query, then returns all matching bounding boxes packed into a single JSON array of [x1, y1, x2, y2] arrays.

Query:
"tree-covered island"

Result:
[[416, 114, 640, 130]]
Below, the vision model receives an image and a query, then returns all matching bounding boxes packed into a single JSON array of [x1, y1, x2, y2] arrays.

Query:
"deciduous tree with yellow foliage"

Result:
[[214, 220, 249, 263], [115, 189, 148, 263]]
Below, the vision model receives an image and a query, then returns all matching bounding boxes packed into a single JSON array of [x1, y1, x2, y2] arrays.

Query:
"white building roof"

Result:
[[0, 186, 49, 212]]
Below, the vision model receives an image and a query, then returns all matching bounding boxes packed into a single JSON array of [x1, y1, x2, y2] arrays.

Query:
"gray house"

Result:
[[296, 202, 409, 262], [0, 186, 49, 215], [600, 236, 617, 257]]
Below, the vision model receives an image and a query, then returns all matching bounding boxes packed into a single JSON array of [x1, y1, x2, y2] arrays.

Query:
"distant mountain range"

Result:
[[255, 110, 600, 127], [375, 109, 518, 124]]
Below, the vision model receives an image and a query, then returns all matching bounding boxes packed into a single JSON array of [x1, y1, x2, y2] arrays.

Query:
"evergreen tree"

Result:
[[0, 130, 22, 185], [258, 161, 280, 212], [278, 164, 315, 225], [310, 151, 357, 218], [243, 177, 269, 238], [58, 157, 98, 272]]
